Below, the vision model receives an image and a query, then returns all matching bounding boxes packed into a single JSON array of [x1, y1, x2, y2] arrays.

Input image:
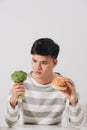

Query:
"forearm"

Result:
[[5, 97, 19, 126], [68, 102, 84, 127]]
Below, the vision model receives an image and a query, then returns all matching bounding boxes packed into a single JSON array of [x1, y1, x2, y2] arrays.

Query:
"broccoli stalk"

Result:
[[11, 70, 27, 98]]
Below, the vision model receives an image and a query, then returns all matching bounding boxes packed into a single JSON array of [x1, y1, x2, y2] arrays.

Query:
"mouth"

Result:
[[35, 71, 41, 75]]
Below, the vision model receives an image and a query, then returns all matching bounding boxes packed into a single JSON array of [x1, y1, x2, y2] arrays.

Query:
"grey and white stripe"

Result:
[[5, 74, 84, 127]]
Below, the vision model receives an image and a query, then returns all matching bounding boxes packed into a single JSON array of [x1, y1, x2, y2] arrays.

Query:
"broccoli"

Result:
[[11, 70, 27, 98], [11, 70, 27, 83]]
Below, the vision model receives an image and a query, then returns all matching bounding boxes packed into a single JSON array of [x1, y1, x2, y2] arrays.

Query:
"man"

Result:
[[5, 38, 84, 127]]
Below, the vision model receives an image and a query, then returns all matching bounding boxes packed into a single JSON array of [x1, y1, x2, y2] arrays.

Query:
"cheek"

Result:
[[32, 63, 36, 69], [43, 65, 52, 72]]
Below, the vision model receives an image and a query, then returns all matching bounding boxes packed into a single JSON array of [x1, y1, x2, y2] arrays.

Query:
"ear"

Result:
[[53, 59, 58, 67]]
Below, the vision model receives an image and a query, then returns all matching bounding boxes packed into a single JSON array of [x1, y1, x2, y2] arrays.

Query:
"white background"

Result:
[[0, 0, 87, 125]]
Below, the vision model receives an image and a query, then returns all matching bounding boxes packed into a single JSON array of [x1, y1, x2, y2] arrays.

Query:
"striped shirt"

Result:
[[5, 73, 84, 127]]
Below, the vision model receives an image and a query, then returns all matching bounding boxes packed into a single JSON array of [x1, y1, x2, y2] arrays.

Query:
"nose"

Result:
[[36, 62, 42, 70]]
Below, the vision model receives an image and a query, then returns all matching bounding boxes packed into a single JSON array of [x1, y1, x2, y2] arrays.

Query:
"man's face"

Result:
[[31, 54, 57, 79]]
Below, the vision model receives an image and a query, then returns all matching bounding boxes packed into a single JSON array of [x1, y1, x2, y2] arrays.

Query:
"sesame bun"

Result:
[[52, 77, 67, 90]]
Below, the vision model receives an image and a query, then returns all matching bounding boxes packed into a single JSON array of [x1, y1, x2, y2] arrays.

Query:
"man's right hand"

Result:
[[10, 82, 25, 108]]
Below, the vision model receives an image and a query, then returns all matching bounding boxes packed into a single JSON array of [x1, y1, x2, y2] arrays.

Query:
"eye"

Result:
[[33, 59, 37, 63], [42, 61, 48, 65]]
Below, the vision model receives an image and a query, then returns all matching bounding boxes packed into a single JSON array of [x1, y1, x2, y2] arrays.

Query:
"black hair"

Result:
[[31, 38, 60, 59]]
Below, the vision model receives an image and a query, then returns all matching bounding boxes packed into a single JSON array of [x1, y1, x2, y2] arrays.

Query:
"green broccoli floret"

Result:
[[11, 70, 27, 83], [11, 70, 27, 98]]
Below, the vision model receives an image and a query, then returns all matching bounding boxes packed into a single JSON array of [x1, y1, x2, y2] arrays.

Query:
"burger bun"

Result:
[[52, 77, 67, 90]]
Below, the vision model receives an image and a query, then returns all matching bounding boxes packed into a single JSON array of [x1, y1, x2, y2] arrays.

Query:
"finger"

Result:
[[66, 81, 76, 92], [14, 82, 23, 86], [17, 91, 25, 96], [63, 77, 74, 85], [14, 84, 25, 89], [14, 85, 25, 91]]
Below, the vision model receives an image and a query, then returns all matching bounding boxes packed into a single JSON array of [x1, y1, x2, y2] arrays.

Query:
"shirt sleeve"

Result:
[[68, 100, 84, 128], [5, 96, 20, 127]]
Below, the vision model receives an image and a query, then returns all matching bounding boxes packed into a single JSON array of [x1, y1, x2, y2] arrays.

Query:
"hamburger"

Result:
[[52, 76, 67, 90]]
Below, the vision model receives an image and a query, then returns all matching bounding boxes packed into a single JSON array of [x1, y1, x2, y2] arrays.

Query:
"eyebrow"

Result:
[[32, 58, 48, 63]]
